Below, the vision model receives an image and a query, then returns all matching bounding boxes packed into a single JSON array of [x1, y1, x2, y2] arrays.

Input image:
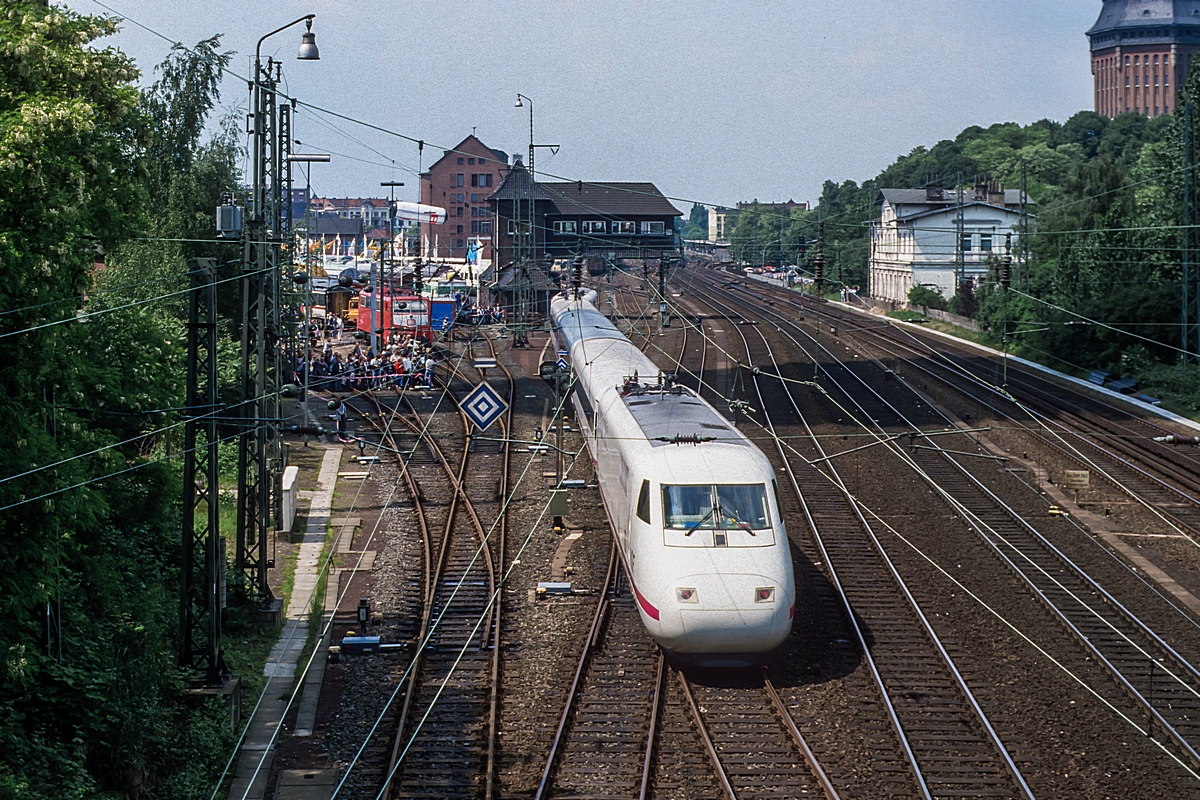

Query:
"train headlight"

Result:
[[676, 587, 698, 604], [755, 587, 775, 603]]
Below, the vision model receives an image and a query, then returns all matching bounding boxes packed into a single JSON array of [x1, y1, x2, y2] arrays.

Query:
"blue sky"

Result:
[[68, 0, 1099, 210]]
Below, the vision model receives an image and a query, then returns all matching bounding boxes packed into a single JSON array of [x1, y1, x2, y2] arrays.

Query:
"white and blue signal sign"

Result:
[[462, 381, 508, 432], [556, 357, 570, 373]]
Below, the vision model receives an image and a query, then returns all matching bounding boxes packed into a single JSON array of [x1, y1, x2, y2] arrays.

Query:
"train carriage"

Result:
[[552, 291, 795, 664]]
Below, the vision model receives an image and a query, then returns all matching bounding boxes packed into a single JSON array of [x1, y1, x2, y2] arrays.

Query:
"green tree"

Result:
[[0, 6, 238, 796], [682, 201, 708, 240]]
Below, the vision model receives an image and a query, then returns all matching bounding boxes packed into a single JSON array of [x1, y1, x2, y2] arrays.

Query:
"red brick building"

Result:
[[1088, 1, 1200, 118], [418, 134, 509, 261]]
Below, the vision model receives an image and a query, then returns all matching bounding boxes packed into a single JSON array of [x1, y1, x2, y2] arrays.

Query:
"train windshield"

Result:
[[661, 484, 771, 530]]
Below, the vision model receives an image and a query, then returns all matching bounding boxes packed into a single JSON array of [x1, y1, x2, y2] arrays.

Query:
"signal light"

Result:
[[677, 587, 698, 604], [755, 587, 775, 603]]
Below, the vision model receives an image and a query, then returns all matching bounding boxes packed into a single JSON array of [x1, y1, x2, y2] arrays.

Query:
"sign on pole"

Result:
[[462, 381, 508, 432]]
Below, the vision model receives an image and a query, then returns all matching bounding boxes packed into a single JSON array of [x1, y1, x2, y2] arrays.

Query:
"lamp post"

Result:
[[238, 12, 321, 597]]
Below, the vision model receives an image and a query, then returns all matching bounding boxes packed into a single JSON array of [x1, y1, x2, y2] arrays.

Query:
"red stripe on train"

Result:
[[633, 584, 660, 620]]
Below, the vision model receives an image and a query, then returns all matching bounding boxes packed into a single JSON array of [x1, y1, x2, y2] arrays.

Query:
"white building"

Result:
[[707, 206, 737, 243], [869, 184, 1030, 304]]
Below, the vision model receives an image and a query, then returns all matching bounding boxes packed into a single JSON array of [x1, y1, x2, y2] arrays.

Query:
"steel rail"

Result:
[[533, 541, 620, 800], [676, 669, 738, 800], [699, 266, 1200, 776], [376, 358, 500, 796], [740, 276, 1200, 539], [482, 333, 515, 800], [686, 273, 1036, 799]]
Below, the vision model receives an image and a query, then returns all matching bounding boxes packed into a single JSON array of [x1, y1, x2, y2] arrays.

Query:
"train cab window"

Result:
[[636, 480, 651, 524], [661, 484, 771, 530]]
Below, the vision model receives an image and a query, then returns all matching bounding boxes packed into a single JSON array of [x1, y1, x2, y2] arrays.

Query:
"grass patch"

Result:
[[886, 310, 927, 323]]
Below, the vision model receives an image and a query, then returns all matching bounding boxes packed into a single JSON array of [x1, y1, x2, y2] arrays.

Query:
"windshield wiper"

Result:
[[685, 506, 718, 536], [721, 506, 757, 535]]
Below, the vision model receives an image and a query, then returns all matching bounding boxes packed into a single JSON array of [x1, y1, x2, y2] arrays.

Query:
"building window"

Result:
[[457, 157, 464, 164], [582, 220, 606, 234], [478, 221, 492, 234], [1154, 55, 1160, 64], [552, 221, 577, 235], [457, 207, 464, 217], [507, 219, 530, 235], [468, 157, 475, 164], [471, 193, 479, 203], [456, 225, 463, 235], [456, 238, 464, 248], [979, 234, 993, 252], [641, 221, 666, 235], [612, 221, 635, 234], [471, 220, 480, 234], [960, 234, 972, 252], [457, 174, 464, 187], [456, 193, 464, 202]]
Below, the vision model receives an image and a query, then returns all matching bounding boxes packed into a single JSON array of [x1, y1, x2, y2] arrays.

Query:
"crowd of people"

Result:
[[295, 329, 438, 395]]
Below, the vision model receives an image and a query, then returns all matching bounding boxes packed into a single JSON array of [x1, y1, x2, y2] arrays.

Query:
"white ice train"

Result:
[[551, 290, 795, 664]]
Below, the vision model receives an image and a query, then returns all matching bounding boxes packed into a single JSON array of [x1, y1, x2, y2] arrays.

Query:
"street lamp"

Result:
[[256, 15, 320, 79], [514, 93, 534, 175]]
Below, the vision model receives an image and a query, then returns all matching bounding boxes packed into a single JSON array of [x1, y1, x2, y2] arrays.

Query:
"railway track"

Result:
[[535, 544, 664, 800], [380, 336, 514, 799], [724, 273, 1200, 543], [675, 276, 1037, 798], [686, 265, 1200, 781]]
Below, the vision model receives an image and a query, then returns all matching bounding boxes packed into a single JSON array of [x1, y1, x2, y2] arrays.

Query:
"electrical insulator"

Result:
[[814, 255, 824, 285]]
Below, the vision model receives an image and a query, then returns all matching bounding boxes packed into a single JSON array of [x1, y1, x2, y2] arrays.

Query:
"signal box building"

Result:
[[1088, 0, 1200, 118], [419, 134, 510, 262], [487, 162, 683, 268], [868, 182, 1030, 305]]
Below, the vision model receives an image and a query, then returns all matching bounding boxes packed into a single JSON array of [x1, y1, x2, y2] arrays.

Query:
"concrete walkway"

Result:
[[226, 445, 342, 800]]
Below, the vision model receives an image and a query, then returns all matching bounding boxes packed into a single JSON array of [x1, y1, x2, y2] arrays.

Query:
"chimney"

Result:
[[988, 181, 1006, 207], [973, 176, 988, 202], [925, 175, 944, 201]]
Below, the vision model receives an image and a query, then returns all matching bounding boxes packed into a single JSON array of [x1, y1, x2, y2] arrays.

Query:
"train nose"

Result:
[[668, 573, 793, 654]]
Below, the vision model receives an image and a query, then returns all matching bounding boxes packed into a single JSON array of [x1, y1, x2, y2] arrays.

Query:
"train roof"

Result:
[[554, 299, 626, 350], [621, 386, 746, 449]]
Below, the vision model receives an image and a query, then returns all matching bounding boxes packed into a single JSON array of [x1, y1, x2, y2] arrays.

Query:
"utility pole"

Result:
[[1184, 104, 1199, 368], [955, 171, 965, 298], [813, 219, 825, 380], [236, 16, 319, 605], [1019, 159, 1030, 293], [180, 258, 225, 686]]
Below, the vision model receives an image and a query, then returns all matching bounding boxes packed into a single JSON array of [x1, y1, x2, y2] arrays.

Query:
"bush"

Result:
[[907, 285, 946, 310]]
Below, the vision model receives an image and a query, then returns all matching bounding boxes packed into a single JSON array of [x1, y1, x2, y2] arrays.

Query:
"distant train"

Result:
[[551, 291, 795, 665]]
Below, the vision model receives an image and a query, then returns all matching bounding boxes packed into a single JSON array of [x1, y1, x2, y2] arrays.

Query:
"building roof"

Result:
[[538, 182, 683, 217], [312, 197, 389, 209], [427, 134, 509, 172], [314, 214, 364, 236], [881, 187, 1025, 207], [1088, 1, 1200, 38], [489, 162, 554, 202]]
